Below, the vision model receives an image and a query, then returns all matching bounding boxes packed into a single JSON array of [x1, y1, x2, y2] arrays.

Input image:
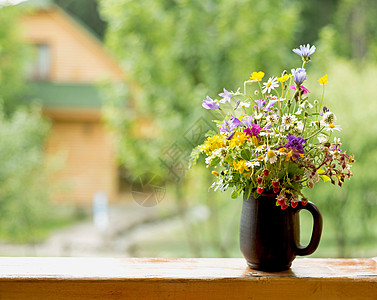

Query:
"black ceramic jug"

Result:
[[240, 192, 323, 271]]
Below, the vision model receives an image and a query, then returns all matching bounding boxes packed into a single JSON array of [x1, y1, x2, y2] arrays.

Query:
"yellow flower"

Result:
[[233, 160, 250, 174], [286, 150, 296, 162], [198, 134, 226, 153], [277, 74, 291, 82], [229, 132, 249, 149], [318, 74, 328, 85], [250, 71, 265, 82], [251, 136, 259, 146]]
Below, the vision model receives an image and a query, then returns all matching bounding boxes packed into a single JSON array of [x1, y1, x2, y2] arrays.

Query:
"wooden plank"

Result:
[[0, 257, 375, 299]]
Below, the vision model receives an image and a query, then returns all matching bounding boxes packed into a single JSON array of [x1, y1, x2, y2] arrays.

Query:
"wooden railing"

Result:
[[0, 257, 376, 299]]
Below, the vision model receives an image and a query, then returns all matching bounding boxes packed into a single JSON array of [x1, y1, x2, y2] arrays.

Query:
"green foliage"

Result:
[[0, 106, 53, 242], [99, 0, 300, 179], [0, 4, 62, 242], [303, 58, 377, 257], [324, 0, 377, 61], [0, 5, 29, 114]]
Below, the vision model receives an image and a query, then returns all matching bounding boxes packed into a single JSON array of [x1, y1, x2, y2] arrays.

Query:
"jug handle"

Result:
[[292, 201, 323, 256]]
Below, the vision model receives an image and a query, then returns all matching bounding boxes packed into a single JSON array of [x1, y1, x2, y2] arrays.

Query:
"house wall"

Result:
[[20, 7, 124, 205], [45, 116, 118, 204], [20, 8, 123, 83]]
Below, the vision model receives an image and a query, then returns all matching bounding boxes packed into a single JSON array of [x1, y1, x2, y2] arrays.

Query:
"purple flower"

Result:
[[292, 44, 316, 62], [242, 115, 254, 128], [220, 120, 233, 133], [231, 117, 242, 127], [202, 96, 219, 110], [291, 68, 307, 86], [265, 99, 277, 111], [220, 117, 241, 133], [279, 134, 307, 160], [226, 132, 235, 140], [219, 88, 232, 103], [255, 99, 266, 111]]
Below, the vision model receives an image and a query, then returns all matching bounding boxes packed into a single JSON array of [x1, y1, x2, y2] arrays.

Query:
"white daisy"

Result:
[[317, 134, 327, 143], [262, 77, 279, 94], [321, 121, 342, 132], [265, 149, 278, 164], [238, 101, 251, 108], [266, 114, 278, 124], [295, 121, 304, 133], [322, 112, 336, 124], [255, 144, 266, 153], [245, 160, 260, 168], [281, 114, 297, 129]]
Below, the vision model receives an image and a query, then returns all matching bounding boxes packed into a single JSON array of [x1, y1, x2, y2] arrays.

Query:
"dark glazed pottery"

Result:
[[240, 192, 323, 272]]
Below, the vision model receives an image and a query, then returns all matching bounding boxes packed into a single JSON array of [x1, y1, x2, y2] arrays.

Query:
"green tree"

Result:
[[326, 0, 377, 60], [0, 4, 54, 242], [99, 0, 300, 256], [99, 0, 300, 178], [0, 5, 28, 114]]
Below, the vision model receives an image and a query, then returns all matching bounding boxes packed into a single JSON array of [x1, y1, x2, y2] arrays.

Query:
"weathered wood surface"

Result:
[[0, 257, 376, 299]]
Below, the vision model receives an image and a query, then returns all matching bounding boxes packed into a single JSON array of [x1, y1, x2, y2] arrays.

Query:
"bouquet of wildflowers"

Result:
[[190, 44, 354, 209]]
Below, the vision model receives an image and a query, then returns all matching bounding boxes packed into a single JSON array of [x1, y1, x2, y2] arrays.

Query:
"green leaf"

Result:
[[210, 157, 220, 167], [241, 149, 251, 160], [317, 168, 330, 182], [188, 147, 201, 169], [205, 130, 217, 137], [231, 190, 239, 199]]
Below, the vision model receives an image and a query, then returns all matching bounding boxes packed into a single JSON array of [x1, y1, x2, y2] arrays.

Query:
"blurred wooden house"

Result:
[[20, 4, 123, 205]]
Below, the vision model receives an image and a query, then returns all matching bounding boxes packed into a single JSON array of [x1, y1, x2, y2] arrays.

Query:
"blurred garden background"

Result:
[[0, 0, 376, 258]]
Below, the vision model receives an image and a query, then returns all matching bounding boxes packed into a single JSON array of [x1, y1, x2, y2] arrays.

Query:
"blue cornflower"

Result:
[[292, 44, 316, 62], [291, 68, 307, 86]]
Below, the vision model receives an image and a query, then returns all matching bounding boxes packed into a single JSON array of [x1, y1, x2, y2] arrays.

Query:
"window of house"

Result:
[[26, 43, 52, 80]]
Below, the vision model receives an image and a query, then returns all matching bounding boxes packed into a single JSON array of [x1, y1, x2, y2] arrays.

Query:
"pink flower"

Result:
[[289, 85, 310, 95]]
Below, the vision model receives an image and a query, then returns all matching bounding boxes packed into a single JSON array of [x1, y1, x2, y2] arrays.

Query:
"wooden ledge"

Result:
[[0, 257, 376, 299]]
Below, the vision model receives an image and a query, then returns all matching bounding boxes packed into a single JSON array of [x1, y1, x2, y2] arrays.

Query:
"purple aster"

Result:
[[202, 96, 219, 110], [291, 68, 307, 86], [219, 88, 232, 103], [292, 44, 316, 62], [242, 115, 254, 128]]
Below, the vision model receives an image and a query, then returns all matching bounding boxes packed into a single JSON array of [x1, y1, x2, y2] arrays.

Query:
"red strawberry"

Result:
[[256, 187, 264, 194], [281, 203, 288, 210], [273, 187, 280, 194], [272, 180, 279, 188], [277, 197, 285, 206], [291, 201, 298, 208], [263, 169, 269, 177], [256, 177, 263, 184]]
